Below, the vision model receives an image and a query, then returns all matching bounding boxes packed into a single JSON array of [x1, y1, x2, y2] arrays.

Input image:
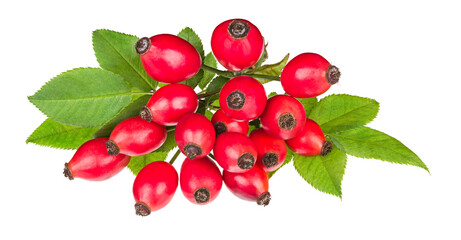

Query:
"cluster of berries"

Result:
[[63, 18, 340, 216]]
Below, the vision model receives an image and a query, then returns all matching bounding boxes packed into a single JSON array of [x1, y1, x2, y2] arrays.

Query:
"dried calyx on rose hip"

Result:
[[286, 118, 333, 156]]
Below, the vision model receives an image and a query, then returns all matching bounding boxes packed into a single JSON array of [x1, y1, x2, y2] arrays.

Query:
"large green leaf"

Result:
[[127, 152, 169, 175], [177, 27, 204, 59], [329, 127, 429, 172], [199, 53, 218, 90], [309, 94, 379, 134], [26, 119, 98, 150], [92, 29, 157, 91], [28, 68, 133, 127]]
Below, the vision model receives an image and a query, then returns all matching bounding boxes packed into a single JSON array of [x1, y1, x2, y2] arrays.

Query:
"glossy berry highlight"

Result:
[[223, 166, 271, 206], [213, 132, 258, 173], [175, 113, 216, 159], [286, 119, 333, 156], [211, 109, 249, 136], [249, 129, 287, 172]]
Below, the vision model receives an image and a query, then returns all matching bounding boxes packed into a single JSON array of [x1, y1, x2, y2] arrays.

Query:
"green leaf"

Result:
[[206, 76, 228, 93], [28, 68, 133, 127], [254, 43, 268, 69], [298, 97, 318, 117], [156, 131, 177, 153], [178, 27, 205, 59], [205, 110, 214, 120], [26, 119, 98, 149], [92, 95, 150, 138], [268, 92, 277, 98], [179, 69, 204, 89], [199, 53, 218, 90], [252, 54, 289, 83], [329, 127, 429, 172], [127, 152, 169, 175], [268, 147, 294, 178], [293, 146, 347, 198], [92, 29, 157, 91], [309, 94, 379, 134]]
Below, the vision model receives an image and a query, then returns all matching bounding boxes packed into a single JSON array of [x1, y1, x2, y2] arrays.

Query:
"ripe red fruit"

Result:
[[175, 113, 215, 159], [286, 119, 333, 156], [107, 116, 167, 156], [133, 161, 178, 216], [281, 53, 340, 98], [211, 109, 249, 136], [213, 132, 258, 173], [259, 95, 306, 140], [180, 157, 222, 205], [249, 129, 287, 172], [223, 166, 271, 206], [140, 84, 198, 126], [219, 76, 267, 121], [63, 138, 130, 181], [136, 34, 202, 83], [211, 19, 264, 72]]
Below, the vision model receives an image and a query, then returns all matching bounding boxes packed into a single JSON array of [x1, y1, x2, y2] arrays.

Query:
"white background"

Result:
[[1, 0, 460, 239]]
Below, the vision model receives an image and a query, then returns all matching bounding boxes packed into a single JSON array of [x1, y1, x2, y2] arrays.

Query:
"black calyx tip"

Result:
[[135, 37, 151, 55], [262, 152, 279, 168], [257, 192, 271, 206], [213, 121, 228, 136], [106, 140, 120, 156], [278, 113, 296, 130], [228, 20, 250, 39], [140, 106, 153, 122], [135, 202, 151, 216], [321, 141, 333, 156], [326, 65, 341, 85], [237, 152, 255, 170], [184, 143, 203, 159], [226, 90, 246, 110], [63, 163, 74, 180], [194, 187, 210, 204]]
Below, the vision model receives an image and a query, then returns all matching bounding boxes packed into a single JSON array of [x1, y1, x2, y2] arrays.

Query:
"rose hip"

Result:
[[286, 119, 333, 156], [223, 166, 271, 206], [175, 113, 216, 159]]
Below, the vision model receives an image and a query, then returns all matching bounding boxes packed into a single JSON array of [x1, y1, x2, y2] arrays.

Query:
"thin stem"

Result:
[[169, 149, 181, 165], [201, 64, 281, 82], [201, 64, 234, 78], [197, 91, 220, 99], [244, 73, 280, 81]]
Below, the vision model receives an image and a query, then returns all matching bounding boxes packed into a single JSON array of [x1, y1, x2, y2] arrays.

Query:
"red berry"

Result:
[[133, 161, 178, 216], [63, 138, 130, 181], [219, 76, 267, 121], [286, 119, 333, 156], [107, 116, 167, 156], [180, 157, 222, 205], [175, 113, 215, 159], [249, 129, 287, 172], [211, 19, 264, 72], [136, 34, 202, 83], [259, 95, 306, 140], [223, 166, 271, 206], [211, 109, 249, 136], [213, 132, 257, 173], [281, 53, 340, 98], [140, 84, 198, 126]]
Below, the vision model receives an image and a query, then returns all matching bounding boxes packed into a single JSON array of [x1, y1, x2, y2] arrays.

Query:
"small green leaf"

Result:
[[293, 146, 347, 198], [206, 76, 228, 93], [329, 127, 429, 172], [93, 29, 157, 91], [268, 92, 277, 98], [28, 68, 133, 127], [298, 97, 318, 117], [199, 53, 218, 90], [268, 148, 294, 178], [252, 54, 289, 83], [179, 69, 204, 89], [309, 94, 379, 134], [93, 95, 150, 138], [178, 27, 205, 59], [156, 131, 177, 153], [205, 110, 214, 120], [127, 152, 169, 175], [26, 119, 98, 150]]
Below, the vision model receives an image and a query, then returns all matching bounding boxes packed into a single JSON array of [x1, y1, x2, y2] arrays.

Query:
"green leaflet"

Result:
[[179, 69, 204, 89], [127, 152, 169, 175], [178, 27, 205, 59], [155, 131, 177, 153], [298, 97, 318, 117], [252, 54, 289, 83]]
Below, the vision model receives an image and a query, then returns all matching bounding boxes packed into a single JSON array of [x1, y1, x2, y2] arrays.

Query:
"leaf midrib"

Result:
[[29, 92, 133, 101]]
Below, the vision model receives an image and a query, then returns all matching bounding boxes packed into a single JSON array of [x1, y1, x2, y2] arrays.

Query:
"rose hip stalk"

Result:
[[249, 129, 287, 172], [175, 113, 216, 159], [286, 119, 333, 156], [211, 109, 249, 136], [213, 132, 258, 173], [223, 166, 271, 206]]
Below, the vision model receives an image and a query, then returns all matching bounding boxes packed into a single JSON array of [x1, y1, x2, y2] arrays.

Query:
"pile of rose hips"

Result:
[[63, 18, 340, 216]]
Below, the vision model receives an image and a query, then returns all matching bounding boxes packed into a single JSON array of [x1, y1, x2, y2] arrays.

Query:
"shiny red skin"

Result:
[[140, 34, 202, 83], [219, 76, 267, 121], [133, 161, 178, 213], [66, 138, 130, 181], [175, 113, 216, 159], [223, 166, 269, 202], [211, 109, 249, 135], [180, 157, 223, 205], [213, 132, 258, 173], [281, 53, 333, 98], [145, 84, 198, 126], [286, 119, 326, 156], [211, 19, 264, 72], [109, 116, 167, 156], [259, 95, 306, 140], [249, 129, 287, 172]]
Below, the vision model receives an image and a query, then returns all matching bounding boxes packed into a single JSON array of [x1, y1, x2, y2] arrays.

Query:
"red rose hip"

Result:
[[223, 166, 271, 206], [249, 129, 287, 172], [211, 19, 264, 72], [140, 84, 198, 126], [219, 76, 267, 121], [259, 95, 306, 140], [63, 138, 130, 181], [281, 53, 340, 98], [213, 132, 257, 173], [136, 34, 202, 83], [180, 157, 222, 205], [286, 119, 333, 156], [211, 109, 249, 136], [175, 113, 215, 159], [133, 161, 178, 216], [107, 116, 167, 156]]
